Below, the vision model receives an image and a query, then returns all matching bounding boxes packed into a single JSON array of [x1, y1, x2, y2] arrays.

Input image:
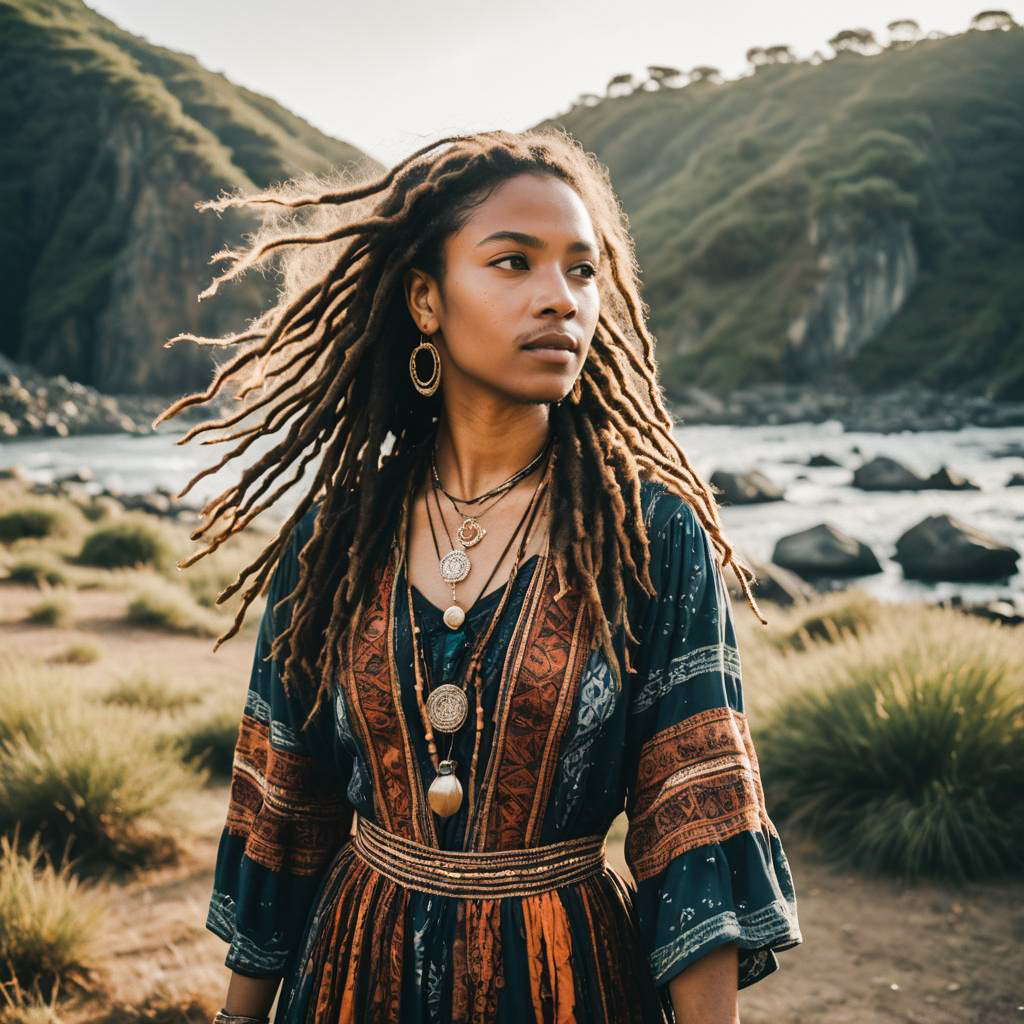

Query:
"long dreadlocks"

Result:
[[154, 127, 767, 733]]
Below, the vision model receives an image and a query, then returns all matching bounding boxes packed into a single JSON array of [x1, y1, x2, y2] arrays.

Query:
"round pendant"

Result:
[[427, 759, 463, 817], [456, 517, 486, 548], [442, 604, 466, 630], [440, 549, 471, 584], [426, 683, 469, 732]]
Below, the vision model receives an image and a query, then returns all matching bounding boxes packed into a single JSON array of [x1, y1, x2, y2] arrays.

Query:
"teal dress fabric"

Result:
[[205, 480, 802, 1021]]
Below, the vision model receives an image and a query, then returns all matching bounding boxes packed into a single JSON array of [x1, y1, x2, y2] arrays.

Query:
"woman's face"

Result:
[[405, 172, 601, 407]]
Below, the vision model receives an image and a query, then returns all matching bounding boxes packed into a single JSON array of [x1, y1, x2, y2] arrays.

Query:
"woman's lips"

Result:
[[522, 346, 575, 364]]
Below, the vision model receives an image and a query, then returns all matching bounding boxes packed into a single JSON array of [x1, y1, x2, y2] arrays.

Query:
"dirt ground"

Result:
[[2, 584, 1023, 1024]]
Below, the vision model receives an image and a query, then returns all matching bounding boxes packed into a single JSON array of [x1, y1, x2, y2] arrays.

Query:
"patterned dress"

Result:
[[206, 479, 802, 1022]]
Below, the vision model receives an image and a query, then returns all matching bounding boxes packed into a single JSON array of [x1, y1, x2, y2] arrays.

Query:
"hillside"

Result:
[[0, 0, 382, 393], [542, 28, 1024, 400]]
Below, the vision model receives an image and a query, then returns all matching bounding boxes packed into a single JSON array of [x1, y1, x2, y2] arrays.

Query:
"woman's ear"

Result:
[[404, 267, 438, 333]]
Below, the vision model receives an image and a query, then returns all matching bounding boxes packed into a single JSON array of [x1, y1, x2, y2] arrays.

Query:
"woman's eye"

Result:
[[492, 255, 529, 270], [491, 255, 597, 279]]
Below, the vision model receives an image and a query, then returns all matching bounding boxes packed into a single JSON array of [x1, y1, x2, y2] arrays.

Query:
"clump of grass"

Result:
[[756, 615, 1024, 882], [24, 592, 71, 628], [124, 577, 227, 638], [102, 673, 202, 712], [0, 695, 204, 875], [0, 504, 76, 546], [767, 587, 881, 652], [5, 556, 67, 588], [173, 697, 243, 779], [0, 976, 63, 1024], [77, 518, 176, 571], [49, 642, 102, 666], [0, 828, 105, 996]]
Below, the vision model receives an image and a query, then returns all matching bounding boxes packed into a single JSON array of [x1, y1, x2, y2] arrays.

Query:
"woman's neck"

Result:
[[432, 406, 551, 500]]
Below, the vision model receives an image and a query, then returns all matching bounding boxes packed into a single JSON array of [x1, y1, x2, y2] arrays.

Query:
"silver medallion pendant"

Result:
[[456, 517, 486, 548], [426, 683, 469, 732], [439, 548, 471, 583]]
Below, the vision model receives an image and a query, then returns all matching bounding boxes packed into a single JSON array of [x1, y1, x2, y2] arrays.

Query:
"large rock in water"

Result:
[[894, 514, 1020, 581], [723, 556, 818, 607], [709, 469, 785, 505], [772, 523, 883, 578], [922, 466, 979, 490], [852, 455, 926, 491]]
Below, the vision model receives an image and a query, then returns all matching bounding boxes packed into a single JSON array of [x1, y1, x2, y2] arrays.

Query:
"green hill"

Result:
[[2, 4, 1021, 401], [541, 27, 1024, 399], [0, 0, 382, 393]]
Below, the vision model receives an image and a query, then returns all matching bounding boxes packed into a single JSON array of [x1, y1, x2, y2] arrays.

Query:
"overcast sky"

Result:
[[87, 1, 1021, 167]]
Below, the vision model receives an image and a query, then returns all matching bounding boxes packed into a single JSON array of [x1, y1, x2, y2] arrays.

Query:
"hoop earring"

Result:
[[410, 333, 441, 396]]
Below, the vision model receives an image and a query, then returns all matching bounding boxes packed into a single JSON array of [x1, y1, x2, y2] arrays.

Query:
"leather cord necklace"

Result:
[[429, 436, 552, 558], [406, 450, 553, 818]]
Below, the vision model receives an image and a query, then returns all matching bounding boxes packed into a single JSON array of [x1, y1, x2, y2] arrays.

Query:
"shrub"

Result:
[[0, 701, 204, 875], [24, 593, 71, 628], [103, 673, 202, 712], [124, 577, 227, 638], [0, 828, 105, 995], [757, 621, 1024, 881], [770, 588, 881, 652], [0, 505, 73, 545], [77, 519, 175, 571], [49, 641, 102, 666], [174, 700, 242, 779], [5, 557, 67, 588]]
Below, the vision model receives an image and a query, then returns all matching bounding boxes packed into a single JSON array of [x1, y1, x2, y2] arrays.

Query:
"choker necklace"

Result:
[[431, 435, 551, 509]]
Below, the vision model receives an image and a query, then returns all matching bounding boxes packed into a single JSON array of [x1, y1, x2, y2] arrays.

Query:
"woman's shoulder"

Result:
[[638, 478, 703, 545]]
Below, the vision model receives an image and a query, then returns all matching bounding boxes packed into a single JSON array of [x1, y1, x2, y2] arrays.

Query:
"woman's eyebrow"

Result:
[[476, 230, 598, 257]]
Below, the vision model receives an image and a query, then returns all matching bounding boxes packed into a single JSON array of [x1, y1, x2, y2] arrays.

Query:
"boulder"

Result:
[[1007, 472, 1024, 487], [772, 523, 883, 578], [709, 469, 785, 505], [724, 556, 819, 607], [894, 514, 1019, 581], [852, 455, 926, 491], [807, 453, 842, 467], [922, 466, 979, 491]]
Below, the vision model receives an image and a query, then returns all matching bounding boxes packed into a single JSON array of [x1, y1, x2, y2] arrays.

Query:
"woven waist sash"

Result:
[[352, 816, 607, 899]]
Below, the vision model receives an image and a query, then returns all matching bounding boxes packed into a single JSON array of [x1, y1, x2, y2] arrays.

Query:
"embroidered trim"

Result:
[[207, 888, 292, 975], [225, 715, 350, 875], [626, 707, 776, 879], [648, 897, 802, 985], [631, 642, 742, 714]]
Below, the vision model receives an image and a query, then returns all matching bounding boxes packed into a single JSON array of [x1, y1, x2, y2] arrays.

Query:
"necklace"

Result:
[[430, 436, 552, 549], [407, 456, 553, 819], [427, 444, 551, 629], [431, 436, 550, 505]]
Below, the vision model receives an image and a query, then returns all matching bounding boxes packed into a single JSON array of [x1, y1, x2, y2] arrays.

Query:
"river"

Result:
[[3, 420, 1023, 606]]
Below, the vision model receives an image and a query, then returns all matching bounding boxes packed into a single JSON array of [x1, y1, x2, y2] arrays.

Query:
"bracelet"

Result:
[[213, 1011, 270, 1024]]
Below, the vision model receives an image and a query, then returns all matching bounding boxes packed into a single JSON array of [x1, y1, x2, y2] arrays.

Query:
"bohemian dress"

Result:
[[205, 478, 802, 1023]]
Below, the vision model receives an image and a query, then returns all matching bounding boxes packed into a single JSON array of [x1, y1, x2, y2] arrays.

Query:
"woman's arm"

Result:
[[667, 942, 739, 1024], [223, 972, 281, 1019]]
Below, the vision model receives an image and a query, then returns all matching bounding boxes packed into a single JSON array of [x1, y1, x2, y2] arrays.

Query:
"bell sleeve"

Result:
[[624, 490, 802, 991], [205, 509, 355, 978]]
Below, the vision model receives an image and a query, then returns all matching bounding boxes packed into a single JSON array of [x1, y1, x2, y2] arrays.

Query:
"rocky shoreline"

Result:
[[0, 356, 227, 438], [3, 356, 1024, 439]]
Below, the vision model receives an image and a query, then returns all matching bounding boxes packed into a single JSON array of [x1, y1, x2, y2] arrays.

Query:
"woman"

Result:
[[159, 128, 801, 1024]]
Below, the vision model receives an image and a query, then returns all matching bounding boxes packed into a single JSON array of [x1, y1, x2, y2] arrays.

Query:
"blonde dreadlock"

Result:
[[154, 127, 767, 733]]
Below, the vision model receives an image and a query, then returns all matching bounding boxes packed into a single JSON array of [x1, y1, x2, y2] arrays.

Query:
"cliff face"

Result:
[[1, 0, 382, 394], [785, 214, 919, 374]]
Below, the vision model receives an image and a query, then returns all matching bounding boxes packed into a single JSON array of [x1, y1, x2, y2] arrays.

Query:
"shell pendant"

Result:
[[427, 758, 463, 817], [442, 604, 465, 629]]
